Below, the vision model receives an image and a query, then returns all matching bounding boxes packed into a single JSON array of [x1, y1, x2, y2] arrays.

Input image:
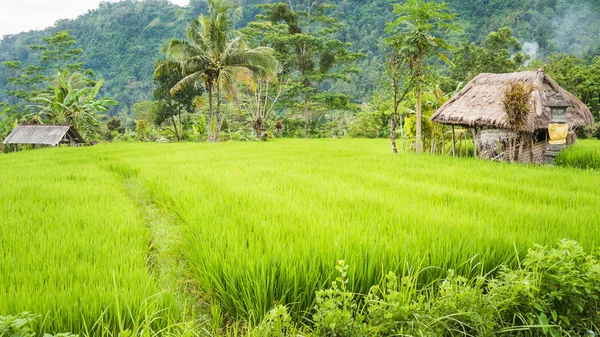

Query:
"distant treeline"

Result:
[[0, 0, 598, 115]]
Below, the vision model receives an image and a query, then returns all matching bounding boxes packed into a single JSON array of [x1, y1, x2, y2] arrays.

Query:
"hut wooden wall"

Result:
[[516, 141, 547, 164]]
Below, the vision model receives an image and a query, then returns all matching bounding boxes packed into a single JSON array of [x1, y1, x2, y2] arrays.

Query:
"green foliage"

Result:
[[1, 0, 600, 111], [313, 261, 367, 337], [0, 312, 40, 337], [248, 2, 363, 137], [165, 0, 278, 142], [247, 306, 295, 337], [106, 117, 126, 140], [34, 71, 118, 138], [1, 30, 89, 118], [451, 27, 530, 83], [386, 0, 458, 152], [30, 30, 84, 74], [536, 54, 600, 121], [347, 94, 391, 139], [3, 141, 600, 335], [524, 240, 600, 335], [153, 61, 202, 141], [502, 81, 535, 130]]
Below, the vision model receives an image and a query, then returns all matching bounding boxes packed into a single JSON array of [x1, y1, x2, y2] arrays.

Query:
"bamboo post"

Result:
[[471, 128, 478, 158], [451, 125, 456, 157], [441, 125, 445, 155]]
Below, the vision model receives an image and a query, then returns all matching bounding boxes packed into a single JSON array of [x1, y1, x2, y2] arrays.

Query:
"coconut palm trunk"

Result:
[[214, 86, 222, 142]]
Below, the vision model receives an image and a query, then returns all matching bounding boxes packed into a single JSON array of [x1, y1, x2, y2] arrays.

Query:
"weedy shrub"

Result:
[[522, 240, 600, 336], [0, 313, 77, 337], [312, 261, 368, 337], [503, 81, 535, 130], [247, 306, 295, 337]]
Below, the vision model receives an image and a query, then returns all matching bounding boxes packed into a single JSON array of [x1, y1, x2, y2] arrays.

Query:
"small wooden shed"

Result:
[[431, 70, 594, 163], [2, 124, 86, 149]]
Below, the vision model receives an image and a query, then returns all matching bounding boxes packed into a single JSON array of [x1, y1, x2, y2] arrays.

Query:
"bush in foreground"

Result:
[[249, 239, 600, 337]]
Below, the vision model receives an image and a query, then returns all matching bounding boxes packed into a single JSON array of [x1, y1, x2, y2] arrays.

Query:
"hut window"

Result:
[[535, 130, 547, 143]]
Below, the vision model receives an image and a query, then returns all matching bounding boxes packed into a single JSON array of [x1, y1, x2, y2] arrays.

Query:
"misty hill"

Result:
[[1, 0, 599, 114]]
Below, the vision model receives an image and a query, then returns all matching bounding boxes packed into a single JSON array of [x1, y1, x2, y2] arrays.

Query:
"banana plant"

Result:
[[34, 71, 118, 138]]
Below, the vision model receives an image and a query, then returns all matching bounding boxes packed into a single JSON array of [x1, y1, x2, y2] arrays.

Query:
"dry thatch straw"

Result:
[[431, 70, 594, 132]]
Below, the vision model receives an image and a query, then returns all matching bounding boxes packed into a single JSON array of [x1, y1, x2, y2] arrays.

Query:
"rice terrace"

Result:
[[1, 0, 600, 336]]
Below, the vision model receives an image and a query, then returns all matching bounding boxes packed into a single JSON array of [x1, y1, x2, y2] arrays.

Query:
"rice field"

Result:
[[0, 148, 178, 334], [556, 139, 600, 170], [1, 139, 600, 330]]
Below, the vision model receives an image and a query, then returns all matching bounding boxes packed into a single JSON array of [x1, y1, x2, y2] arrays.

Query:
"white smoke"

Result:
[[522, 41, 539, 63]]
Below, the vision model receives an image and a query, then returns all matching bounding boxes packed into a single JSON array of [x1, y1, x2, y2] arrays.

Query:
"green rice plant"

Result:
[[91, 139, 600, 323], [555, 139, 600, 170], [0, 148, 179, 335]]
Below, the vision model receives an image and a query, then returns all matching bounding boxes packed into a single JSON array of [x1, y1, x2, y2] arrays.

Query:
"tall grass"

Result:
[[555, 139, 600, 170], [0, 148, 179, 334], [95, 139, 600, 323]]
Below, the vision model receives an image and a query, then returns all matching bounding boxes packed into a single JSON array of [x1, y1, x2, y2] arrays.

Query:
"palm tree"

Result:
[[164, 0, 278, 142], [34, 71, 117, 138]]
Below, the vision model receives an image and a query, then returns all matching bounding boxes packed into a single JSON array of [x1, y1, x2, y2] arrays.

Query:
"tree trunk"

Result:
[[178, 105, 183, 141], [416, 84, 422, 153], [415, 53, 423, 153], [390, 114, 398, 154], [207, 84, 214, 142], [170, 115, 181, 141], [516, 133, 524, 162], [397, 114, 403, 151], [254, 118, 263, 140], [213, 87, 222, 142], [304, 95, 309, 139]]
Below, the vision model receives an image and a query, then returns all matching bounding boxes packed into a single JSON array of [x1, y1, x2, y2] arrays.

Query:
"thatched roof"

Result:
[[3, 125, 85, 146], [431, 70, 594, 132]]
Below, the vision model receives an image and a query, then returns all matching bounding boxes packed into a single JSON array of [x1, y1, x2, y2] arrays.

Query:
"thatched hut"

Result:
[[431, 70, 594, 163], [2, 124, 85, 150]]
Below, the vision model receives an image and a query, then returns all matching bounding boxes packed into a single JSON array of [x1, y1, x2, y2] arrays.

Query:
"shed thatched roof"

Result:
[[431, 70, 594, 132], [2, 124, 85, 146]]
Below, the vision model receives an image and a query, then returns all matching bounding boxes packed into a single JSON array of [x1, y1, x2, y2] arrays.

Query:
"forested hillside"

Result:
[[1, 0, 599, 114]]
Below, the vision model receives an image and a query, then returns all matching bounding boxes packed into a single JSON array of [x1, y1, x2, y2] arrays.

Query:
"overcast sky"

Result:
[[0, 0, 190, 39]]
